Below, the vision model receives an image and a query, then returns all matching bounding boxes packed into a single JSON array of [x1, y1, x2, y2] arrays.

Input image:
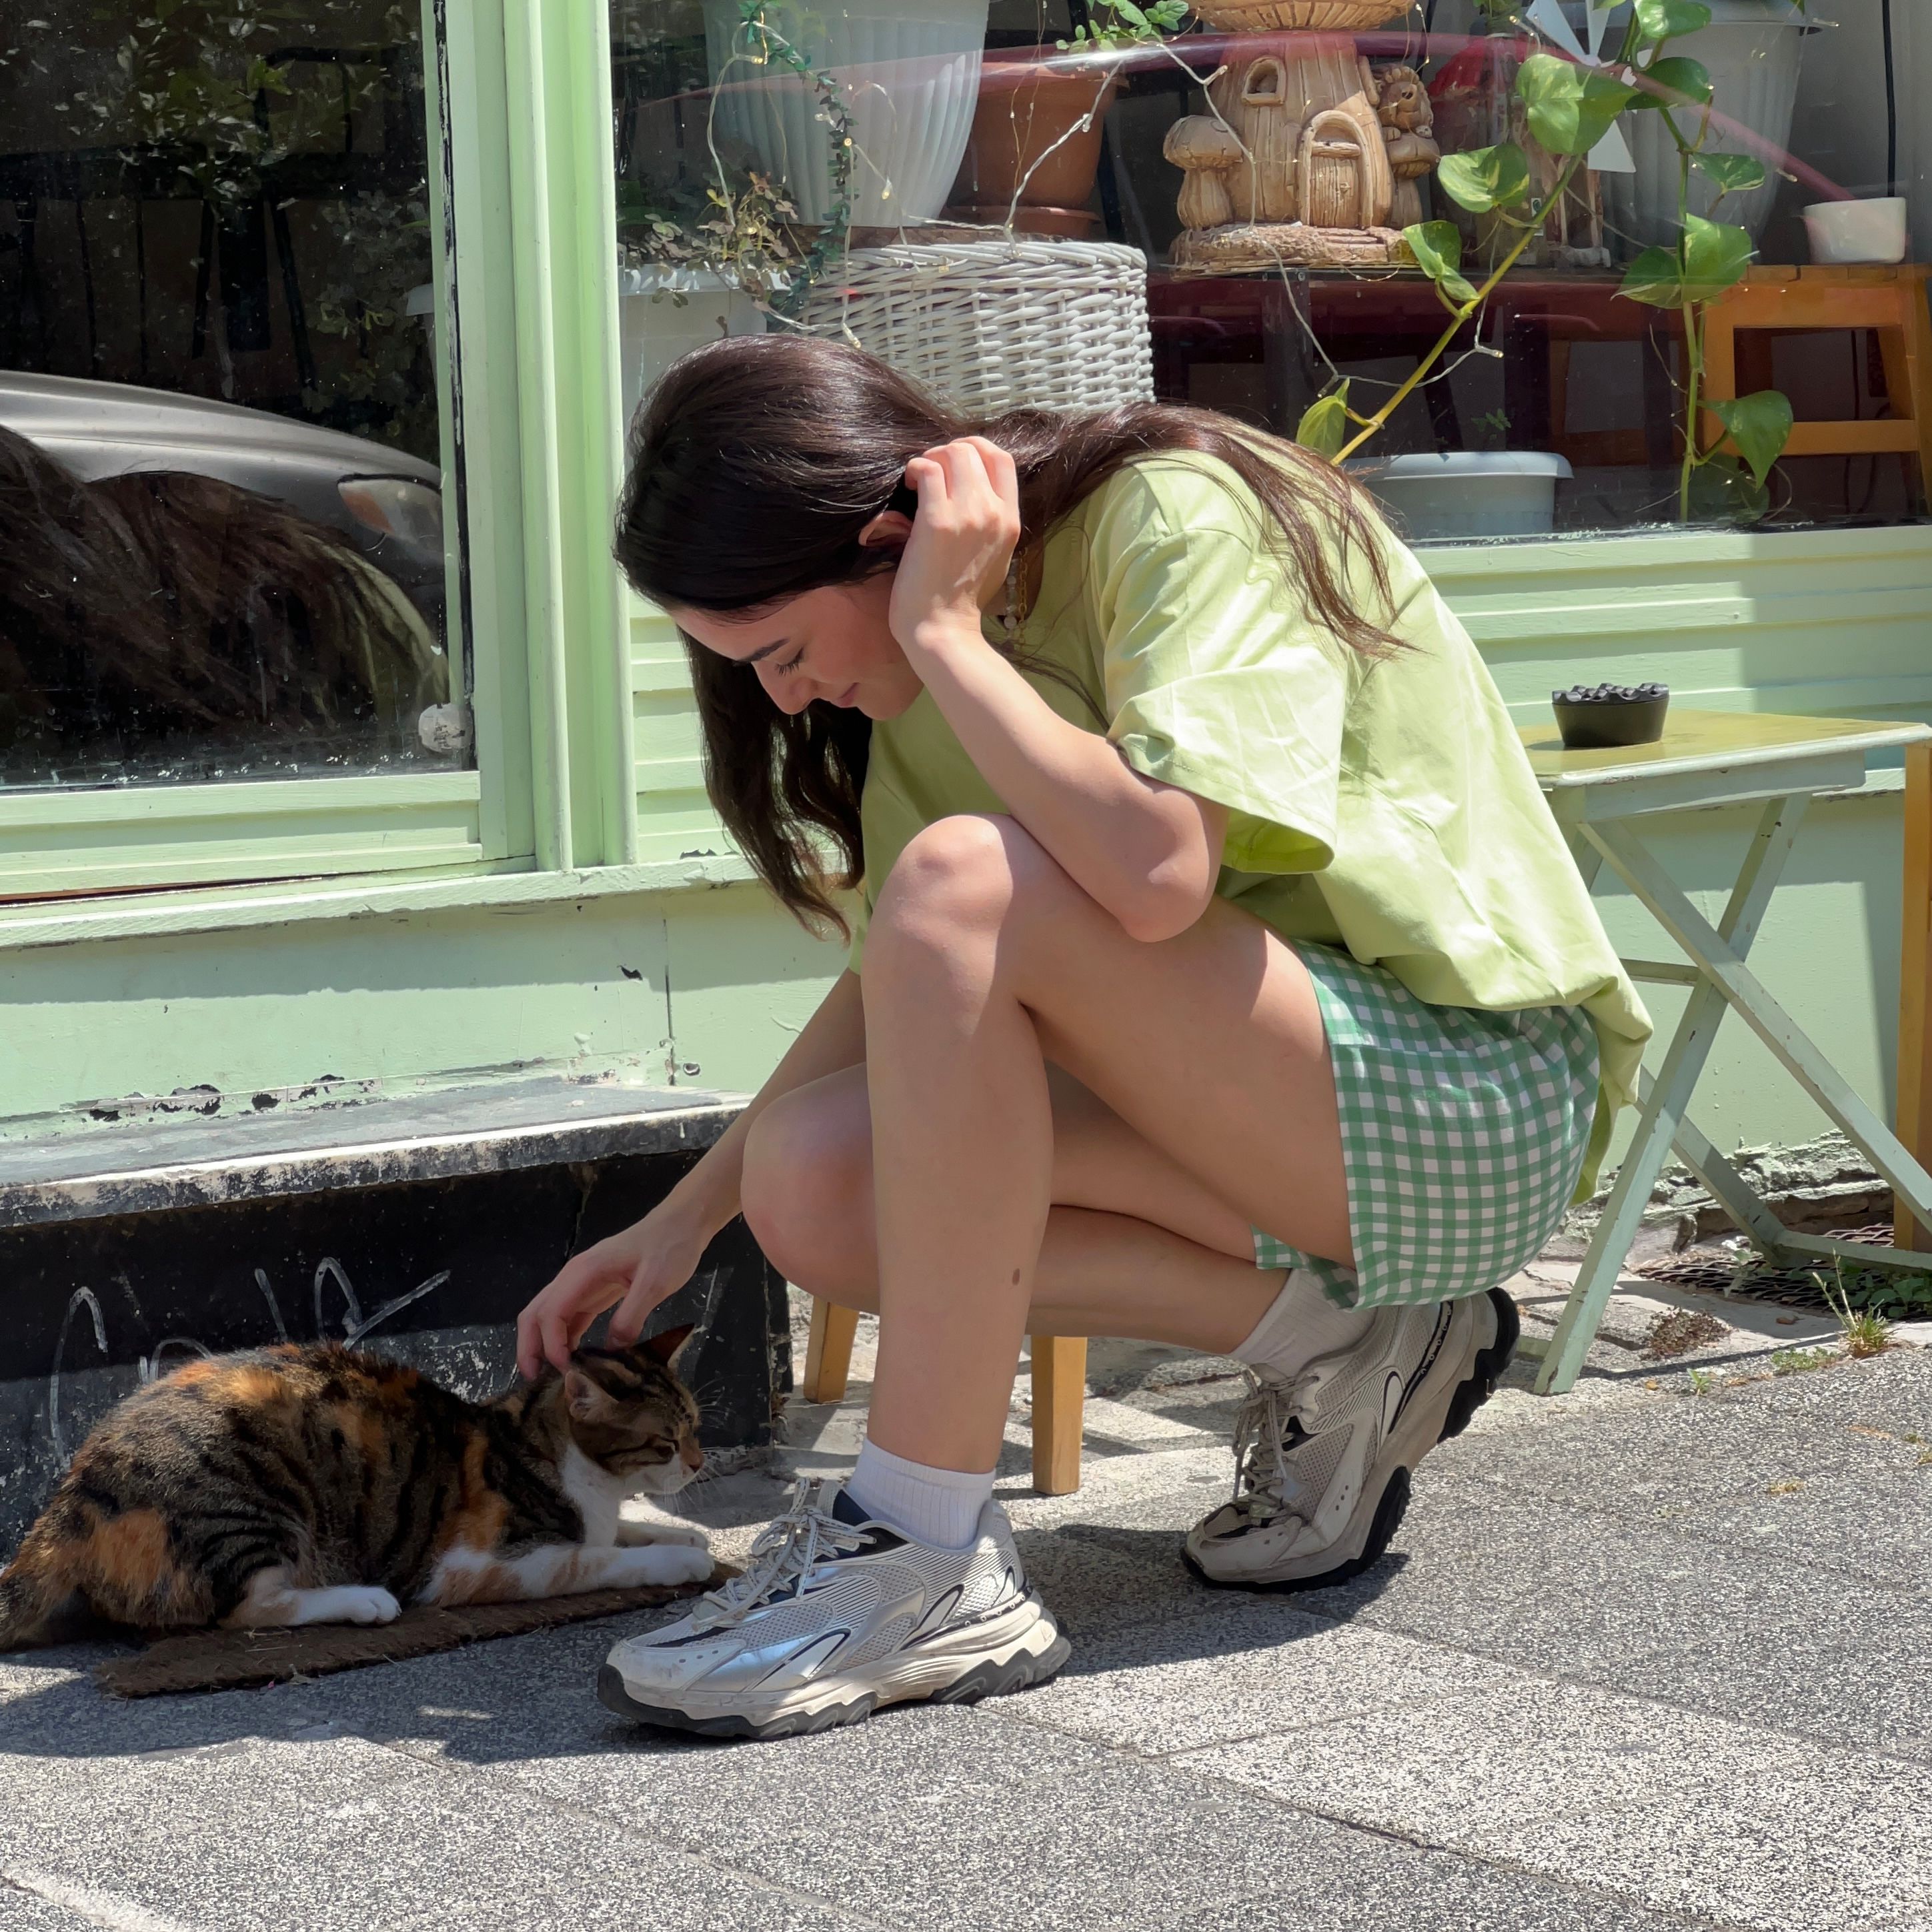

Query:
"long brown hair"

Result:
[[614, 334, 1394, 934]]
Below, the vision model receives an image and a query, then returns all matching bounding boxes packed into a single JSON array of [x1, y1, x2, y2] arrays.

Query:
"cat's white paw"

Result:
[[612, 1544, 713, 1588], [335, 1586, 401, 1625], [616, 1517, 708, 1549]]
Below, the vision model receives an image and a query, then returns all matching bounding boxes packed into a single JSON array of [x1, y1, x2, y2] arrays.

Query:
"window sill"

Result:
[[0, 851, 759, 954]]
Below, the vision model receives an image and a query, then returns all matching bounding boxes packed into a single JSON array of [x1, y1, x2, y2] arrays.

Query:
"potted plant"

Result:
[[946, 1, 1188, 237], [702, 0, 991, 229], [1604, 0, 1807, 251], [1302, 3, 1797, 527], [616, 170, 799, 421]]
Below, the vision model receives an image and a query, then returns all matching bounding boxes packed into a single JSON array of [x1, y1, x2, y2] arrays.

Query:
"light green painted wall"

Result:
[[0, 884, 834, 1140], [5, 524, 1927, 1160]]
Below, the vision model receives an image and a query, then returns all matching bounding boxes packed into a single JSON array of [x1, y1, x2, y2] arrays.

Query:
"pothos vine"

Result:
[[728, 0, 856, 319]]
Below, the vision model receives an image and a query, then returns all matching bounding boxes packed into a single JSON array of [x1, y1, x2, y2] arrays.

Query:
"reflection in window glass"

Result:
[[611, 0, 1928, 545], [0, 2, 457, 790]]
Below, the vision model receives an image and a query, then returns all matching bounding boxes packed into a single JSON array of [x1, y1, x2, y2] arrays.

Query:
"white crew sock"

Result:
[[846, 1437, 995, 1551], [1234, 1267, 1375, 1380]]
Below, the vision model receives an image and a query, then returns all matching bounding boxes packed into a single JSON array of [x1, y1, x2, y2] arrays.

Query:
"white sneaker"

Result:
[[598, 1480, 1068, 1739], [1184, 1287, 1519, 1591]]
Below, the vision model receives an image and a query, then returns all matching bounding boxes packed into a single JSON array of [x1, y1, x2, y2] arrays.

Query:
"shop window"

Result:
[[608, 0, 1929, 545], [0, 1, 459, 792]]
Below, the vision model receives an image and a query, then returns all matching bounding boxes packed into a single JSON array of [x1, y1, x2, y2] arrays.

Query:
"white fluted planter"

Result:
[[702, 0, 990, 228], [1605, 0, 1806, 250]]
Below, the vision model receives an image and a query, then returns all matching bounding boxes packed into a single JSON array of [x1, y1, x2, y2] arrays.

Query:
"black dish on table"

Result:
[[1552, 682, 1670, 751]]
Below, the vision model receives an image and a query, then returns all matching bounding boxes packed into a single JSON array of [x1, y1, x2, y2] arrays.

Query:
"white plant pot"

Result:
[[1344, 452, 1573, 540], [701, 0, 990, 228], [1603, 0, 1806, 250], [618, 267, 770, 427], [1802, 196, 1908, 265]]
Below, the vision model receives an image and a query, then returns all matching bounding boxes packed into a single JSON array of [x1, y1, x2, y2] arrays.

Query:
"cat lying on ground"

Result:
[[0, 1329, 714, 1647]]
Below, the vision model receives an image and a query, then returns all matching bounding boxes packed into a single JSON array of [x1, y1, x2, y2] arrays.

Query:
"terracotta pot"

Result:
[[948, 55, 1120, 222]]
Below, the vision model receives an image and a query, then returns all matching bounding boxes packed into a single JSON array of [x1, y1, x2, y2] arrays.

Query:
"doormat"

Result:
[[93, 1566, 734, 1699]]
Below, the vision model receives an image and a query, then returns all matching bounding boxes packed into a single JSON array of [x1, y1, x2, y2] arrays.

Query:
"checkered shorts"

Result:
[[1254, 941, 1601, 1311]]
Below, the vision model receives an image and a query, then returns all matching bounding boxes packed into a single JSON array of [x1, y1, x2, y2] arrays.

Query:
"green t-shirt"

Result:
[[847, 455, 1651, 1193]]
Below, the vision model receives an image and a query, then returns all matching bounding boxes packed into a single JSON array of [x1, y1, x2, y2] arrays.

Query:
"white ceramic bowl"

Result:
[[1802, 197, 1909, 267]]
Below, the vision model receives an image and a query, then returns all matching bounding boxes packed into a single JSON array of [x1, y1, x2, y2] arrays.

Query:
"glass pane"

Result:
[[0, 2, 460, 790], [610, 0, 1928, 545]]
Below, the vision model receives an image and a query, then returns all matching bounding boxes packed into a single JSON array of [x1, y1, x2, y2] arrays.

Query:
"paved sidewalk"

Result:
[[3, 1292, 1929, 1932]]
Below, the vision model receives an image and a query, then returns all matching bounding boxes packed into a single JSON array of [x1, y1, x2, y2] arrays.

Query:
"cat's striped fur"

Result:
[[0, 1330, 711, 1647]]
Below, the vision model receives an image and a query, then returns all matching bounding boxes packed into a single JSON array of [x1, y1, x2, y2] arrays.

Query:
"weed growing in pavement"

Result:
[[1771, 1346, 1835, 1377], [1687, 1367, 1719, 1396], [1814, 1258, 1895, 1359], [1765, 1481, 1803, 1496]]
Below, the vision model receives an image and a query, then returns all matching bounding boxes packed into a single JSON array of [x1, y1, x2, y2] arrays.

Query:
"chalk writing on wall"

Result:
[[46, 1260, 453, 1465]]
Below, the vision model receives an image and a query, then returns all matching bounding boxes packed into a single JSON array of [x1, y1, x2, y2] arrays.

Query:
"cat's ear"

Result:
[[642, 1324, 696, 1368], [564, 1368, 612, 1420]]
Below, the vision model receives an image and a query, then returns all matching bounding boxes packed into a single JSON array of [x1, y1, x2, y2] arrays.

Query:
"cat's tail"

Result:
[[0, 1546, 74, 1651]]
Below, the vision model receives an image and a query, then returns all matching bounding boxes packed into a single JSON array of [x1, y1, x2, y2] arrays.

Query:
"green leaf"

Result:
[[1693, 151, 1767, 196], [1629, 55, 1713, 108], [1436, 142, 1532, 215], [1516, 53, 1639, 157], [1296, 384, 1352, 459], [1687, 452, 1770, 524], [1404, 221, 1479, 306], [1680, 213, 1754, 297], [1635, 0, 1712, 43], [1704, 390, 1793, 487], [1619, 216, 1753, 309], [1619, 243, 1686, 308]]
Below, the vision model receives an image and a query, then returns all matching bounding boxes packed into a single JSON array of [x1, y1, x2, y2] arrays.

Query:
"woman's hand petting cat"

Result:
[[888, 436, 1021, 659], [516, 1202, 710, 1380]]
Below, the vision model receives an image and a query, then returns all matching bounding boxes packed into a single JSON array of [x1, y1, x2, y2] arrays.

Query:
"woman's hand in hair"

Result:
[[890, 437, 1022, 658]]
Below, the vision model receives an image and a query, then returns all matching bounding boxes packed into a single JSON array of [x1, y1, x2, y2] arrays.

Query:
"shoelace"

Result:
[[686, 1480, 870, 1632], [1227, 1369, 1314, 1518]]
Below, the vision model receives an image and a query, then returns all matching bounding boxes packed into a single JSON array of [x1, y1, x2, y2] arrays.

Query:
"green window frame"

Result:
[[0, 0, 636, 904]]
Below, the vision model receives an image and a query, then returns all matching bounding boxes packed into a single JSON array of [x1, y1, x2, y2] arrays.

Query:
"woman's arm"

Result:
[[515, 969, 866, 1375], [892, 440, 1227, 944]]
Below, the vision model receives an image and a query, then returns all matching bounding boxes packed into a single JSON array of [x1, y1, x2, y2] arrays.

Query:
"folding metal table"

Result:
[[1521, 710, 1932, 1393]]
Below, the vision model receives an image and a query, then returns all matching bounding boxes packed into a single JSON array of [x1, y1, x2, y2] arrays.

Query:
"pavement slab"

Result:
[[0, 1727, 862, 1931], [0, 1881, 103, 1932], [1006, 1601, 1528, 1757]]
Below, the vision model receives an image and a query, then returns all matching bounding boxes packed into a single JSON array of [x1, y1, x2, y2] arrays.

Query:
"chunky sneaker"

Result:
[[598, 1480, 1069, 1739], [1184, 1286, 1519, 1591]]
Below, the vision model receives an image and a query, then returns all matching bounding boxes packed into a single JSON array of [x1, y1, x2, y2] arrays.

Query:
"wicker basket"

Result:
[[1191, 1, 1414, 29], [794, 240, 1154, 414]]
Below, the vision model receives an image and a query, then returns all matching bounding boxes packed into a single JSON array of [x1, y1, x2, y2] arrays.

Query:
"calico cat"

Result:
[[0, 1329, 713, 1648]]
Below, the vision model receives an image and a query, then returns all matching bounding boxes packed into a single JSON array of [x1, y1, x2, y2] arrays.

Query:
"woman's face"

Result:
[[669, 511, 933, 722]]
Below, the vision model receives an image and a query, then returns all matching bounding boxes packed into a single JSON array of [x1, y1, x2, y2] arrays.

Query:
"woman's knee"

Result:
[[869, 814, 1057, 969], [739, 1084, 872, 1292]]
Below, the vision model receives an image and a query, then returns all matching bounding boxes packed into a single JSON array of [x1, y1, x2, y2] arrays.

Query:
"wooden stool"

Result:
[[1901, 741, 1932, 1253], [1701, 263, 1932, 484], [800, 1298, 1087, 1496]]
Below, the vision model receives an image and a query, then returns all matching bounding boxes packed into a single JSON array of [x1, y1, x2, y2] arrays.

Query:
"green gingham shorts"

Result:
[[1254, 941, 1601, 1311]]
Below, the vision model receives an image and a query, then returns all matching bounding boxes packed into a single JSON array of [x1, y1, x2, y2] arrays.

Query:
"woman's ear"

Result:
[[857, 509, 914, 552]]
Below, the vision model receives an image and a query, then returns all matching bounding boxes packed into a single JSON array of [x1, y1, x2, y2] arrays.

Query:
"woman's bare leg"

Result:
[[742, 1064, 1286, 1351], [844, 813, 1350, 1473]]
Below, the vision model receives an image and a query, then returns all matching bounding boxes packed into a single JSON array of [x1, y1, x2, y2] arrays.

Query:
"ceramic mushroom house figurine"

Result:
[[1164, 41, 1439, 269]]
